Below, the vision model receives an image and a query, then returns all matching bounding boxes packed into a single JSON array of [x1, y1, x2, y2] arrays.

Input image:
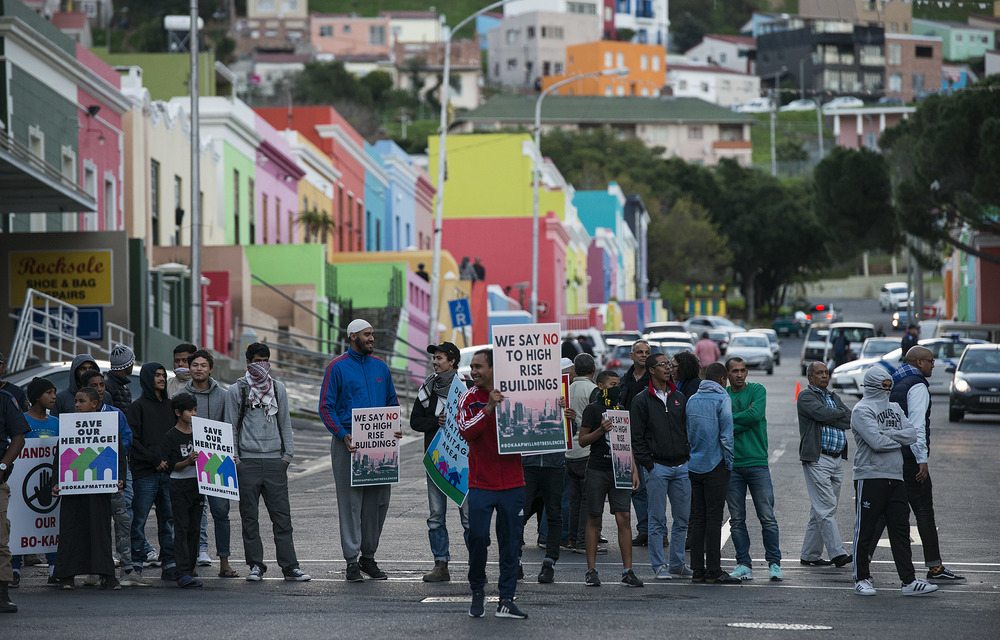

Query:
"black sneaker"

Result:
[[346, 562, 364, 583], [632, 533, 648, 546], [599, 535, 609, 544], [359, 558, 387, 580], [58, 578, 74, 590], [927, 565, 967, 584], [832, 554, 853, 568], [585, 568, 601, 586], [800, 558, 834, 566], [9, 572, 19, 589], [705, 570, 742, 585], [538, 562, 555, 584], [160, 567, 177, 581], [99, 575, 122, 591], [620, 569, 644, 588], [469, 591, 485, 618], [691, 570, 706, 583], [496, 598, 528, 619], [47, 576, 59, 586]]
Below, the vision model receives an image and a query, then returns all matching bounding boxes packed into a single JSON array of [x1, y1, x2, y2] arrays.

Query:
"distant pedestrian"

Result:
[[459, 349, 528, 619], [849, 368, 937, 597], [694, 333, 721, 374], [900, 324, 919, 357], [797, 361, 852, 568], [576, 336, 594, 356], [473, 257, 486, 281], [831, 332, 850, 369], [459, 256, 478, 281], [320, 320, 400, 582], [416, 263, 430, 282], [226, 343, 310, 583]]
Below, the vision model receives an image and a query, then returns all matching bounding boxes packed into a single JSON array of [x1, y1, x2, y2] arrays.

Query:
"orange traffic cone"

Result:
[[793, 381, 802, 402]]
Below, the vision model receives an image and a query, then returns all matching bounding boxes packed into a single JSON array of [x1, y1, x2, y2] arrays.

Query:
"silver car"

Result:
[[726, 332, 774, 375], [749, 328, 781, 366]]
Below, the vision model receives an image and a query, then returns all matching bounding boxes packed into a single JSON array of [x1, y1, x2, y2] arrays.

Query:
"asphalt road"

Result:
[[9, 298, 1000, 638]]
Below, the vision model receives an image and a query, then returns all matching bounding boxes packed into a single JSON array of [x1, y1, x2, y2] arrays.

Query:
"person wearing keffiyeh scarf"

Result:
[[245, 361, 278, 421]]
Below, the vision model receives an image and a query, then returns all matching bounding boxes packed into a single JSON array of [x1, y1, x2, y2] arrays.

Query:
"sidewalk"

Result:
[[801, 274, 942, 301]]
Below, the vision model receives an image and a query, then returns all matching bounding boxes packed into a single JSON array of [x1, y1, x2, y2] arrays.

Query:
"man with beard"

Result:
[[410, 341, 468, 582], [320, 320, 401, 582]]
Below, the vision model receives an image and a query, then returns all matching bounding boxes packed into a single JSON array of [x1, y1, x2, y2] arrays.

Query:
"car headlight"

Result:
[[953, 378, 970, 393]]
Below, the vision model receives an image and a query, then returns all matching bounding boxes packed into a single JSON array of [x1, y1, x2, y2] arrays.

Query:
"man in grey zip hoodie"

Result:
[[850, 368, 936, 597], [224, 343, 310, 583], [180, 350, 236, 577]]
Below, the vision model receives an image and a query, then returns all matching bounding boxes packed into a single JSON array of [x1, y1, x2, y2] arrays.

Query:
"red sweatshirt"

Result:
[[457, 386, 525, 491]]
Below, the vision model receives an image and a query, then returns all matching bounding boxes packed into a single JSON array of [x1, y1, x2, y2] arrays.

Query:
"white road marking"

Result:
[[728, 623, 833, 630]]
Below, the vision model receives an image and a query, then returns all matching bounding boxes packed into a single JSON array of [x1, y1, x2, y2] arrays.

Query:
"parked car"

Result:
[[823, 96, 864, 110], [647, 341, 696, 365], [602, 330, 641, 348], [800, 324, 831, 376], [643, 331, 695, 348], [948, 344, 1000, 422], [606, 341, 669, 378], [684, 315, 743, 339], [779, 99, 817, 112], [641, 321, 688, 337], [562, 328, 610, 367], [749, 328, 781, 366], [876, 96, 905, 106], [8, 359, 175, 401], [824, 322, 876, 366], [932, 322, 1000, 343], [726, 332, 774, 375], [857, 336, 902, 360], [831, 336, 985, 397], [878, 282, 910, 312], [806, 303, 842, 324], [772, 313, 810, 337], [732, 98, 773, 113]]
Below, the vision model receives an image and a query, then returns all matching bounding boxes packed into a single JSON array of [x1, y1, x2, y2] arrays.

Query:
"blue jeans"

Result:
[[427, 477, 470, 562], [632, 466, 648, 536], [198, 496, 232, 558], [122, 468, 155, 558], [467, 487, 524, 600], [646, 462, 690, 572], [726, 466, 782, 567], [130, 471, 175, 571]]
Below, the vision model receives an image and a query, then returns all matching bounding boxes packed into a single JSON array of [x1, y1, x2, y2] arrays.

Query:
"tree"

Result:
[[881, 76, 1000, 266], [296, 210, 336, 245], [812, 146, 901, 262], [647, 197, 731, 286]]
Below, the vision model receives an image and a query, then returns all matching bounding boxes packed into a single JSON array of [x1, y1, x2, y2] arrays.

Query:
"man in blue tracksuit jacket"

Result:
[[320, 318, 400, 583]]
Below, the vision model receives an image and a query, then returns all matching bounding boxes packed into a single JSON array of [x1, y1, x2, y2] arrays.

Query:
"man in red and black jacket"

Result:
[[458, 348, 528, 620]]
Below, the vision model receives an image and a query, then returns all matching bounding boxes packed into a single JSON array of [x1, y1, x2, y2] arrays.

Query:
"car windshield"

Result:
[[959, 350, 1000, 373], [807, 328, 829, 341], [832, 327, 875, 343], [889, 286, 907, 295], [861, 339, 900, 358], [731, 336, 768, 349]]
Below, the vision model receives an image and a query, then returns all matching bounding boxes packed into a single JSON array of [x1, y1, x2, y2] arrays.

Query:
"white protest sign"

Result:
[[351, 407, 400, 486], [9, 437, 60, 553], [57, 412, 119, 494], [192, 417, 240, 500]]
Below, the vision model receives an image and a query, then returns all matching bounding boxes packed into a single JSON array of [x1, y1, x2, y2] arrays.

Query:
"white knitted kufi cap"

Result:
[[347, 319, 373, 335]]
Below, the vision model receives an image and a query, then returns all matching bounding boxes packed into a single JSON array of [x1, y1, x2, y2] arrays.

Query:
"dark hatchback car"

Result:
[[948, 344, 1000, 422]]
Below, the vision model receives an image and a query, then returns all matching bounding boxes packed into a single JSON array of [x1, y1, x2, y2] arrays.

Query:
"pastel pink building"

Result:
[[253, 115, 305, 245], [310, 14, 391, 60]]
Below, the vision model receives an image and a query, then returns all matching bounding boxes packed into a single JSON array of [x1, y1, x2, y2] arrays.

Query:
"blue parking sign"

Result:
[[448, 298, 472, 328]]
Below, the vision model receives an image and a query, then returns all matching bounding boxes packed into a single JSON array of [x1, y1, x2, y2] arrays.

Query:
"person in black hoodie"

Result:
[[125, 362, 177, 581], [630, 353, 691, 581], [620, 340, 652, 546], [51, 354, 112, 417], [410, 342, 469, 583], [105, 344, 135, 413]]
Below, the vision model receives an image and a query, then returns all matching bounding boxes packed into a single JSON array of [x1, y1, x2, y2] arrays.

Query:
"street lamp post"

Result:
[[429, 0, 512, 346], [531, 67, 628, 322], [189, 0, 201, 345]]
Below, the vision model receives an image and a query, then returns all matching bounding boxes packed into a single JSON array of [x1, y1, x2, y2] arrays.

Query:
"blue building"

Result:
[[373, 140, 419, 251], [364, 142, 389, 251]]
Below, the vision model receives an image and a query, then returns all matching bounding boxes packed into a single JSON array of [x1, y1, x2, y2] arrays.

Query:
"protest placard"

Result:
[[352, 407, 400, 486], [57, 412, 118, 494], [606, 410, 634, 490], [192, 417, 239, 500], [423, 375, 470, 506], [492, 323, 568, 455], [9, 437, 60, 554]]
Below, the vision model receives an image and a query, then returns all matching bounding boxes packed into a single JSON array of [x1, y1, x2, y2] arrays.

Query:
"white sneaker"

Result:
[[119, 570, 152, 587], [854, 579, 876, 596], [901, 579, 938, 596], [655, 565, 672, 580], [196, 552, 213, 567], [82, 574, 100, 587], [731, 564, 754, 581], [670, 565, 694, 579], [143, 550, 161, 568]]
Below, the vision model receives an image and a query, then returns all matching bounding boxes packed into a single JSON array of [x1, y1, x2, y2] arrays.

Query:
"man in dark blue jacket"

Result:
[[320, 319, 399, 583]]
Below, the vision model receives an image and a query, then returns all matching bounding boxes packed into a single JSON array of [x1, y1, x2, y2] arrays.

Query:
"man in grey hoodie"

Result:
[[224, 343, 310, 583], [180, 350, 236, 578], [51, 354, 111, 416], [850, 367, 936, 597]]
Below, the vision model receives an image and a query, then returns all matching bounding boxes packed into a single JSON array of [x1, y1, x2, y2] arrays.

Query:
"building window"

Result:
[[652, 55, 660, 71], [233, 169, 239, 244], [864, 72, 883, 91], [637, 0, 653, 18], [506, 29, 517, 44], [262, 194, 269, 244], [913, 73, 925, 93], [640, 87, 649, 96], [637, 29, 647, 43], [248, 177, 256, 245], [258, 0, 274, 11], [527, 26, 535, 39], [915, 45, 933, 58], [701, 82, 709, 92], [28, 125, 44, 159], [890, 23, 898, 33], [615, 85, 626, 96], [282, 0, 297, 11], [61, 147, 77, 184], [173, 175, 182, 244], [275, 197, 281, 244], [678, 79, 687, 90], [688, 126, 703, 140], [823, 69, 841, 91], [342, 24, 351, 34], [104, 176, 115, 231], [640, 54, 648, 70], [616, 0, 629, 12], [605, 85, 613, 96], [567, 2, 596, 14], [720, 52, 728, 63], [604, 51, 613, 68], [554, 62, 563, 74], [543, 61, 551, 76], [888, 43, 901, 65], [506, 58, 518, 69], [319, 25, 332, 37], [369, 25, 386, 46], [889, 73, 902, 92], [616, 52, 625, 68], [956, 34, 962, 42], [721, 79, 731, 90], [151, 160, 161, 245]]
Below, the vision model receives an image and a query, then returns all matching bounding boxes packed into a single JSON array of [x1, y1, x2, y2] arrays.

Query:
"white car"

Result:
[[733, 98, 773, 113], [749, 328, 781, 365], [7, 359, 176, 401], [831, 336, 985, 397], [823, 96, 864, 110], [643, 331, 695, 348], [726, 332, 774, 375], [779, 99, 817, 112], [878, 282, 910, 312], [824, 322, 876, 367]]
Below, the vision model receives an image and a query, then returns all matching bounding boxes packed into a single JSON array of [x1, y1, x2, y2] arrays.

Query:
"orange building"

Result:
[[541, 41, 665, 97]]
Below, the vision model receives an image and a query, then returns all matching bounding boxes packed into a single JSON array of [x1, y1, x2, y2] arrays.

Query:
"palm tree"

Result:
[[296, 209, 337, 244]]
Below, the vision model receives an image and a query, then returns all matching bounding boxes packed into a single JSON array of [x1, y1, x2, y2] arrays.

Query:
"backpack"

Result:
[[233, 379, 285, 460]]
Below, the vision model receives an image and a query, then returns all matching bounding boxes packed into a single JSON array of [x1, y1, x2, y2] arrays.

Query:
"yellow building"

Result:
[[281, 131, 339, 245]]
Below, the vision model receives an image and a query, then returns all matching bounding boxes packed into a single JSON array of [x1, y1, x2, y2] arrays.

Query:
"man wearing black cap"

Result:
[[901, 324, 919, 358], [410, 341, 468, 582], [0, 353, 26, 413]]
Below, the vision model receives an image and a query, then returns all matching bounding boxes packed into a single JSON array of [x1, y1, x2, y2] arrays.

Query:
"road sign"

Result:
[[448, 298, 472, 328], [536, 301, 550, 317]]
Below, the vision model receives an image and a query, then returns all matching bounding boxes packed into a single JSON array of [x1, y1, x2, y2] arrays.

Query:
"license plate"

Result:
[[980, 396, 1000, 404]]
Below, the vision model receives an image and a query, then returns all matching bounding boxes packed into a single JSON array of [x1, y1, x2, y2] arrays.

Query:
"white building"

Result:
[[487, 11, 600, 89], [613, 0, 669, 48], [504, 0, 603, 39], [381, 10, 442, 45], [666, 64, 761, 107], [684, 34, 756, 75]]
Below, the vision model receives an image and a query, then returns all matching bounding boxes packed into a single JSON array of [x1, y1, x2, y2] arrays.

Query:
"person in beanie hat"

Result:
[[106, 345, 135, 413]]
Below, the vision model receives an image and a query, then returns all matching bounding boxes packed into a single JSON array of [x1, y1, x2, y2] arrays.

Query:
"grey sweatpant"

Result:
[[331, 437, 391, 563], [237, 457, 300, 573]]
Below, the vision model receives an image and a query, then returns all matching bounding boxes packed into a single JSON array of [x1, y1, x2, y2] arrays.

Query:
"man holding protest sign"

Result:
[[579, 371, 643, 588], [320, 319, 400, 583], [410, 341, 468, 583], [458, 349, 527, 619], [0, 383, 29, 612]]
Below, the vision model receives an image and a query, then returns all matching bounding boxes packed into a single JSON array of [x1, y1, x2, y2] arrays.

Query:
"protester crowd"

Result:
[[0, 326, 968, 617]]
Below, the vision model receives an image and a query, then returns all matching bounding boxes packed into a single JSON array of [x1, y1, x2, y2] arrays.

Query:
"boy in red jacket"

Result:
[[458, 349, 527, 620]]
